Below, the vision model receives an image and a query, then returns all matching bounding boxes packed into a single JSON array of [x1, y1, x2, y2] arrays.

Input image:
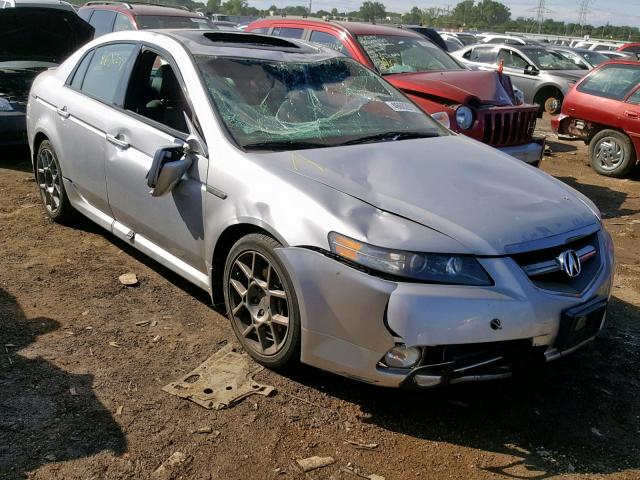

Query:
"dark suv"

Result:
[[78, 1, 213, 37]]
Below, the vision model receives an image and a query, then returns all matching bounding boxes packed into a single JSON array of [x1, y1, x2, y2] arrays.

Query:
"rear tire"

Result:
[[35, 140, 76, 224], [589, 129, 636, 178], [223, 233, 301, 369]]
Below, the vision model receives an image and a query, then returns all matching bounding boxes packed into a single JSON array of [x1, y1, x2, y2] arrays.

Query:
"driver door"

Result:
[[104, 48, 209, 282]]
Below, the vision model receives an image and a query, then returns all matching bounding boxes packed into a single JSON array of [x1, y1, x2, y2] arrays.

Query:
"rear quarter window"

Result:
[[272, 27, 304, 39], [578, 64, 640, 100]]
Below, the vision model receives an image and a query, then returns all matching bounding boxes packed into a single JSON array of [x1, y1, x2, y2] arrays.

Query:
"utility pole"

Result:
[[575, 0, 592, 36], [308, 0, 312, 16], [534, 0, 545, 34]]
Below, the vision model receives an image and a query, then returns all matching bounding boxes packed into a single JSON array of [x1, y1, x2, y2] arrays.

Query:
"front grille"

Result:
[[512, 232, 601, 294], [481, 106, 538, 147]]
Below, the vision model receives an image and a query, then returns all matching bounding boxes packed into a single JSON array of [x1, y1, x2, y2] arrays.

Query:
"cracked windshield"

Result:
[[357, 35, 464, 74], [195, 56, 444, 150]]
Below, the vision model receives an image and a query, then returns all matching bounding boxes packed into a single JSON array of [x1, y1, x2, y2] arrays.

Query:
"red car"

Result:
[[617, 43, 640, 60], [552, 60, 640, 177], [78, 1, 213, 37], [246, 19, 543, 165]]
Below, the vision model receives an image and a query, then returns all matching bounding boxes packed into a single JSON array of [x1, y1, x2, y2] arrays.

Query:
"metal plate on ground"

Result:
[[162, 344, 275, 409]]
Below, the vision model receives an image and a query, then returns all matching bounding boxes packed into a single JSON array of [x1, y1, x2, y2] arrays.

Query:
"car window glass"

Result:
[[468, 47, 496, 63], [497, 49, 528, 69], [135, 15, 212, 29], [625, 45, 640, 54], [89, 10, 117, 37], [124, 50, 192, 133], [627, 88, 640, 105], [578, 64, 640, 100], [81, 43, 137, 104], [69, 50, 95, 89], [250, 27, 268, 34], [113, 13, 134, 32], [272, 27, 304, 39], [78, 8, 92, 21], [309, 30, 350, 56]]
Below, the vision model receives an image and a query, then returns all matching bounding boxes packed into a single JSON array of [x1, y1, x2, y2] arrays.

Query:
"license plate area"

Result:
[[555, 298, 607, 351]]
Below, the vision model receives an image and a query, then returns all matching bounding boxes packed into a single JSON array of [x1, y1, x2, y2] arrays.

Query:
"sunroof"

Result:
[[203, 32, 300, 49]]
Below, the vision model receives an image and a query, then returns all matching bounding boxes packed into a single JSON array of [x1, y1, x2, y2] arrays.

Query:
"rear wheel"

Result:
[[589, 129, 636, 178], [223, 233, 301, 369], [35, 140, 76, 224]]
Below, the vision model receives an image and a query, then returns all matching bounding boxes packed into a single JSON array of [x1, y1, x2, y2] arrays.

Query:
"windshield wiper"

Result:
[[243, 140, 328, 151], [338, 131, 439, 146]]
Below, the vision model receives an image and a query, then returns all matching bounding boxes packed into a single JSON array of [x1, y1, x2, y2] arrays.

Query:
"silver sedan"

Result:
[[27, 30, 614, 388]]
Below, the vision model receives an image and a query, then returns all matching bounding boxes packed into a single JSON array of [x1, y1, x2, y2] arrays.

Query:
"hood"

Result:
[[254, 136, 598, 256], [386, 70, 516, 106], [0, 7, 94, 64]]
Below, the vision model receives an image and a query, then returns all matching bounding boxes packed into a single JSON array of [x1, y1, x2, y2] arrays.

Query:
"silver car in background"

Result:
[[27, 30, 614, 388], [453, 44, 588, 114]]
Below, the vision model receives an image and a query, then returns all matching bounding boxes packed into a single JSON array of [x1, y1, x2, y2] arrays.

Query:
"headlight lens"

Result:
[[0, 97, 13, 112], [455, 105, 474, 130], [328, 232, 492, 286]]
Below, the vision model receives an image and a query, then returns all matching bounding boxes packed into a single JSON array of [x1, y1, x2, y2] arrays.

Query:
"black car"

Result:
[[0, 7, 93, 146]]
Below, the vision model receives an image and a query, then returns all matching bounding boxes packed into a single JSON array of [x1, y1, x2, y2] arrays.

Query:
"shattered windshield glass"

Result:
[[194, 56, 445, 150], [356, 35, 464, 75]]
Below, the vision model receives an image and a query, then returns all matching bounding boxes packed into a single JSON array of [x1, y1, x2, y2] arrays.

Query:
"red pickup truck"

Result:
[[247, 19, 543, 165], [552, 60, 640, 177]]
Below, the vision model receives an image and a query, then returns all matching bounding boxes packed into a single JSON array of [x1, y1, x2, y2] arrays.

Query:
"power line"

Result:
[[527, 0, 553, 34], [575, 0, 593, 36]]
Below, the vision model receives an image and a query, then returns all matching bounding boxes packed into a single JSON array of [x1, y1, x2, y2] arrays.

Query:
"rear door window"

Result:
[[113, 13, 134, 32], [309, 30, 349, 56], [81, 43, 137, 105], [89, 10, 117, 37], [578, 64, 640, 100], [465, 46, 497, 63], [272, 27, 304, 39], [78, 8, 93, 21]]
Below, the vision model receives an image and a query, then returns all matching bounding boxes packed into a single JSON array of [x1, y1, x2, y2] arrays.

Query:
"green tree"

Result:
[[331, 7, 339, 17], [206, 0, 221, 12], [359, 1, 386, 23], [221, 0, 248, 15]]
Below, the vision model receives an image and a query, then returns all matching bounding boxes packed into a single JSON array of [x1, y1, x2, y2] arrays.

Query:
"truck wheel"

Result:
[[223, 233, 301, 369], [35, 140, 76, 224], [589, 129, 636, 178]]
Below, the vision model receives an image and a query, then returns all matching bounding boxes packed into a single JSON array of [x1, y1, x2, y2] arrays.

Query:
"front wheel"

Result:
[[543, 95, 562, 115], [589, 129, 636, 178], [223, 233, 301, 369]]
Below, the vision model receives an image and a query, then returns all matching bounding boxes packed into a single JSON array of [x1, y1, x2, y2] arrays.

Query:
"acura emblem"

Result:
[[557, 250, 581, 277]]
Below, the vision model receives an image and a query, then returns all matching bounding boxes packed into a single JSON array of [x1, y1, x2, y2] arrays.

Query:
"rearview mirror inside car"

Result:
[[146, 146, 192, 197]]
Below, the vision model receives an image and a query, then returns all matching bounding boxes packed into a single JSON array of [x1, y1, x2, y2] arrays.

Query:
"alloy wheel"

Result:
[[36, 147, 62, 214], [227, 250, 290, 357], [594, 137, 624, 171]]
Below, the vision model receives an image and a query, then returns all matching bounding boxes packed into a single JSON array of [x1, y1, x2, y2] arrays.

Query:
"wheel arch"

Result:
[[210, 221, 287, 306], [31, 131, 50, 171], [533, 84, 563, 105]]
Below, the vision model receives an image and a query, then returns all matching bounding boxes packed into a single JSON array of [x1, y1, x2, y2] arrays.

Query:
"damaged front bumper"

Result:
[[276, 231, 613, 388], [498, 137, 545, 166]]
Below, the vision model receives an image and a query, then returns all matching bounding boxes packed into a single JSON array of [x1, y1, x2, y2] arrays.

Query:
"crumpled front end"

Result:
[[275, 226, 614, 388]]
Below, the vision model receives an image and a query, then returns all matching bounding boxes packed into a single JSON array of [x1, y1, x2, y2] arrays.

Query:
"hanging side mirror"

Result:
[[146, 145, 192, 197], [183, 114, 208, 158]]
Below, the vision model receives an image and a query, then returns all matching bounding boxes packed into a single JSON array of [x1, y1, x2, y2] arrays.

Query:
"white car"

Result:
[[1, 0, 74, 10]]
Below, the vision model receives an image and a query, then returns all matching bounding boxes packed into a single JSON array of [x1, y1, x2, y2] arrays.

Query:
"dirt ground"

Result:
[[1, 117, 639, 480]]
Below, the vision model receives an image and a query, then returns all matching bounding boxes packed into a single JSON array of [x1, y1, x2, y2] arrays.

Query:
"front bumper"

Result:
[[276, 229, 614, 388], [0, 110, 27, 146], [498, 137, 545, 165]]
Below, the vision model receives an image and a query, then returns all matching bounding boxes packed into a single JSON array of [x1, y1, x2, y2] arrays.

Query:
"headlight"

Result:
[[0, 97, 13, 112], [455, 105, 474, 130], [328, 232, 492, 286]]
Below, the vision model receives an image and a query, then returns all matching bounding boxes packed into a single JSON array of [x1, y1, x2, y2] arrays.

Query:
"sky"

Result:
[[244, 0, 639, 27]]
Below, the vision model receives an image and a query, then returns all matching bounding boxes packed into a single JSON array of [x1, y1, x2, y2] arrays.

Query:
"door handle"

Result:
[[624, 110, 639, 119], [56, 106, 70, 119], [106, 133, 130, 149]]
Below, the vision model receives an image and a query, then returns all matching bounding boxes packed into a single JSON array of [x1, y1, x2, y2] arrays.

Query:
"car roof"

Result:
[[250, 17, 422, 38], [81, 2, 200, 17], [159, 29, 342, 61]]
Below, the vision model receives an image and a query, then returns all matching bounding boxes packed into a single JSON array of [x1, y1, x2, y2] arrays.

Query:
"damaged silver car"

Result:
[[27, 30, 614, 388]]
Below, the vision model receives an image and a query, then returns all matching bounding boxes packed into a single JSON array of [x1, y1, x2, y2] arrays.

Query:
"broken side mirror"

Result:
[[146, 145, 192, 197], [524, 64, 539, 76], [183, 114, 208, 158]]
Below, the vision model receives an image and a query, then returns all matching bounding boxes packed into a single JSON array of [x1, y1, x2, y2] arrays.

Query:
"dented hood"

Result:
[[0, 8, 94, 64], [386, 70, 515, 106], [256, 136, 598, 256]]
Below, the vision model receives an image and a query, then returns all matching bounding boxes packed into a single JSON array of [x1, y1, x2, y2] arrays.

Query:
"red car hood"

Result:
[[386, 70, 516, 106]]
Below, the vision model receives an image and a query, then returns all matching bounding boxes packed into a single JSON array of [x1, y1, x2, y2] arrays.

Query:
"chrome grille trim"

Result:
[[522, 245, 597, 277]]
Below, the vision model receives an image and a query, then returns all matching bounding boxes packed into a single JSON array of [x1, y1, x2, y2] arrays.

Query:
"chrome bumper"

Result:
[[498, 137, 545, 165]]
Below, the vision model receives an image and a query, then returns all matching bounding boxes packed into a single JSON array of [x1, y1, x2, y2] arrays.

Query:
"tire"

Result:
[[223, 233, 301, 369], [589, 129, 636, 178], [543, 95, 562, 115], [35, 140, 76, 224]]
